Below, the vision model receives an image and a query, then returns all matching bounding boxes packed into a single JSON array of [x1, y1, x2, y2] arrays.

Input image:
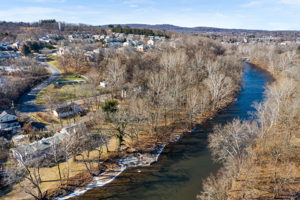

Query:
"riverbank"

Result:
[[197, 47, 300, 199], [1, 94, 238, 200], [226, 61, 300, 199], [67, 62, 275, 200], [2, 74, 241, 200], [54, 95, 238, 200]]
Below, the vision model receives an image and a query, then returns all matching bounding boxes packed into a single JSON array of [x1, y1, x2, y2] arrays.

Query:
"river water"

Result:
[[75, 63, 274, 200]]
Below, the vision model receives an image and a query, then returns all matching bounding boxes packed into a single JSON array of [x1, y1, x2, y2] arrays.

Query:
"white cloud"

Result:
[[20, 0, 66, 3], [278, 0, 300, 5], [123, 0, 154, 8], [241, 1, 261, 8]]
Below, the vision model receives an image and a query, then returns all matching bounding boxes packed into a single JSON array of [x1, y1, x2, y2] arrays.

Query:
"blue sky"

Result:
[[0, 0, 300, 30]]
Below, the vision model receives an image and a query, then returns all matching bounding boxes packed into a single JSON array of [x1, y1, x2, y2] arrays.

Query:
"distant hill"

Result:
[[102, 24, 300, 34], [1, 21, 299, 35]]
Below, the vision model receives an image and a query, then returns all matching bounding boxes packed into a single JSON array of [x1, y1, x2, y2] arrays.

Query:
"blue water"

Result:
[[76, 63, 274, 200]]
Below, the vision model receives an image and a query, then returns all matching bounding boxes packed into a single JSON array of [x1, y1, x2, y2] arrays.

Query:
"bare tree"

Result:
[[9, 151, 46, 200], [209, 119, 257, 170]]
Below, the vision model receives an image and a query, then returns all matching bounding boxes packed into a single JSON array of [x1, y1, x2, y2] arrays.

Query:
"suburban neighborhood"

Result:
[[0, 13, 299, 200]]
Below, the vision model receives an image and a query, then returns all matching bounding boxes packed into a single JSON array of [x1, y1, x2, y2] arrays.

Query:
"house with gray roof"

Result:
[[0, 110, 21, 134]]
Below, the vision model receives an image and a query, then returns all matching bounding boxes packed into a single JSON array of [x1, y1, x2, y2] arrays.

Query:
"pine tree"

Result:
[[21, 44, 31, 56]]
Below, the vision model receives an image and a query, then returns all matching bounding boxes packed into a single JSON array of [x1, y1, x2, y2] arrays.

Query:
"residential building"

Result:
[[13, 124, 91, 164], [0, 110, 21, 134], [123, 41, 134, 47], [137, 44, 145, 52], [100, 81, 110, 88], [0, 51, 22, 60], [147, 39, 155, 46], [53, 103, 83, 118]]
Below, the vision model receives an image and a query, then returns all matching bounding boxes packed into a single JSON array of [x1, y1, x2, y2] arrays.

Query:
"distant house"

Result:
[[136, 45, 145, 52], [81, 33, 91, 39], [92, 35, 101, 40], [58, 48, 64, 55], [0, 43, 9, 51], [84, 51, 97, 62], [107, 42, 123, 48], [0, 110, 21, 134], [123, 41, 134, 47], [0, 65, 30, 73], [39, 36, 54, 43], [68, 34, 80, 41], [53, 103, 83, 118], [132, 40, 143, 47], [147, 39, 155, 46], [0, 51, 22, 60], [99, 81, 110, 88], [100, 35, 107, 40], [11, 42, 21, 50]]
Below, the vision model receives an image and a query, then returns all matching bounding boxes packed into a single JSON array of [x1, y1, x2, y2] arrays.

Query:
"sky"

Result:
[[0, 0, 300, 30]]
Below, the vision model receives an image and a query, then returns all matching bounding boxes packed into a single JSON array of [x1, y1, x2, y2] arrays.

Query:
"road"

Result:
[[18, 62, 61, 113]]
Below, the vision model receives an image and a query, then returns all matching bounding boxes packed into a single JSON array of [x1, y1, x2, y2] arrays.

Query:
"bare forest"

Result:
[[199, 44, 300, 199], [3, 36, 244, 200], [0, 58, 49, 110]]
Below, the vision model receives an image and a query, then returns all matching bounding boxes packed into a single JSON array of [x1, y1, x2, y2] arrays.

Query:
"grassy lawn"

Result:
[[36, 84, 77, 105], [48, 60, 58, 67], [36, 88, 47, 105], [58, 74, 85, 82], [35, 79, 93, 106], [47, 55, 63, 72]]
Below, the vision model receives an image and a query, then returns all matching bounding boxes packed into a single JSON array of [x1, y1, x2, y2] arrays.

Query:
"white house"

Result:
[[57, 47, 69, 55], [53, 103, 83, 119], [39, 36, 54, 43], [123, 41, 134, 47], [147, 39, 155, 46], [12, 42, 21, 50], [136, 45, 145, 52], [92, 35, 101, 40], [100, 35, 107, 40], [100, 81, 110, 88], [0, 110, 21, 134]]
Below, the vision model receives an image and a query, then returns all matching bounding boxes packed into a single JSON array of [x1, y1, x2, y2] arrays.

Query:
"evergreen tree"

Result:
[[21, 44, 31, 56]]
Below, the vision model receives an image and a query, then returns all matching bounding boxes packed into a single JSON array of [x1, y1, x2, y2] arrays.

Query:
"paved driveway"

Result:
[[18, 63, 61, 113]]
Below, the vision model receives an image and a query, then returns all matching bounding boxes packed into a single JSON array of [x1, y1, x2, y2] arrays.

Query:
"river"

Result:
[[74, 63, 274, 200]]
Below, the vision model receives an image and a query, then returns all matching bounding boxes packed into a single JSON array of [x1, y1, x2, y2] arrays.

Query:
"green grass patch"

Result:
[[47, 55, 63, 71], [58, 74, 85, 82], [36, 88, 47, 105], [48, 60, 58, 67]]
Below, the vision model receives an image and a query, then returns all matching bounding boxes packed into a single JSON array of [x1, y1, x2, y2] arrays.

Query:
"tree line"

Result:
[[109, 25, 169, 37]]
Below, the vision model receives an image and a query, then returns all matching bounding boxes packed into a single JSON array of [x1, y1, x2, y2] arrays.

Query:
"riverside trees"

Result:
[[4, 35, 244, 199], [200, 44, 300, 199]]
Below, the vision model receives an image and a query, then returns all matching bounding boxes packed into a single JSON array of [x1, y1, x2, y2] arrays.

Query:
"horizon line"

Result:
[[1, 20, 300, 32]]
